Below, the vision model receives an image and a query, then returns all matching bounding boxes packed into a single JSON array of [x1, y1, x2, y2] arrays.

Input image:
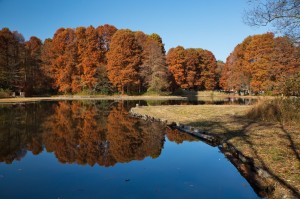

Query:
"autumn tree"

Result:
[[45, 28, 78, 93], [0, 28, 26, 92], [0, 28, 52, 95], [215, 60, 225, 89], [96, 24, 118, 56], [40, 38, 56, 93], [149, 33, 166, 54], [95, 24, 118, 93], [75, 26, 105, 92], [106, 29, 142, 94], [41, 24, 118, 94], [137, 32, 170, 92], [24, 36, 49, 95], [197, 49, 217, 90], [167, 46, 187, 89], [145, 38, 170, 92], [184, 48, 202, 89], [220, 32, 300, 95], [244, 33, 275, 92], [220, 36, 253, 92], [272, 36, 300, 94], [80, 26, 101, 90], [167, 46, 217, 90], [283, 72, 300, 96]]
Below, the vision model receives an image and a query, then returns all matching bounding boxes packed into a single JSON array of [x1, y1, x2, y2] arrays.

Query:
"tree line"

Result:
[[0, 25, 299, 96], [0, 25, 218, 96]]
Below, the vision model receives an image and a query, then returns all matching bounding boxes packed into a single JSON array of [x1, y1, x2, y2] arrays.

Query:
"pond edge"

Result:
[[129, 106, 275, 198]]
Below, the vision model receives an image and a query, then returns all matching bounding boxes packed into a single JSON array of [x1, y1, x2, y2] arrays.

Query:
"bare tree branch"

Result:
[[244, 0, 300, 42]]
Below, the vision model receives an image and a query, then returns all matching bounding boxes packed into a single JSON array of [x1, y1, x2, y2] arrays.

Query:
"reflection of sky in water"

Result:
[[0, 141, 260, 199], [0, 101, 260, 199]]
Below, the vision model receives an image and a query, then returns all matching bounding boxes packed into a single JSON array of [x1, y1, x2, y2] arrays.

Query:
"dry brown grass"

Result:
[[131, 103, 300, 198], [247, 97, 300, 128]]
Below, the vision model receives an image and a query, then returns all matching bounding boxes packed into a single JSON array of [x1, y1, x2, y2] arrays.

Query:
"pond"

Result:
[[0, 100, 261, 199]]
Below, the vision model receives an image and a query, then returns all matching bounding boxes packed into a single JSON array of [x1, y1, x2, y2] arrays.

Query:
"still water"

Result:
[[0, 100, 260, 199]]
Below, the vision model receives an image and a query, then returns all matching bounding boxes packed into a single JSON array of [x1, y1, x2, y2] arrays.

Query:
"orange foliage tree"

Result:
[[42, 25, 118, 94], [106, 29, 142, 94], [96, 24, 118, 56], [95, 24, 118, 93], [220, 36, 253, 92], [75, 26, 105, 92], [45, 28, 78, 93], [197, 49, 217, 90], [166, 46, 187, 89], [221, 33, 300, 95], [167, 46, 217, 90], [272, 36, 300, 95], [244, 33, 275, 92]]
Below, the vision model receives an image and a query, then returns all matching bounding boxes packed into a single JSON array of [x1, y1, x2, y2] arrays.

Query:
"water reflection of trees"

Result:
[[0, 103, 53, 163], [42, 101, 113, 166], [107, 103, 165, 162], [44, 101, 168, 166], [166, 128, 199, 144], [1, 101, 187, 166]]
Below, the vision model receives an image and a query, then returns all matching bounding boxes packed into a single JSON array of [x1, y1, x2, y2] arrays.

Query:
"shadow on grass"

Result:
[[186, 116, 300, 198], [280, 125, 300, 162]]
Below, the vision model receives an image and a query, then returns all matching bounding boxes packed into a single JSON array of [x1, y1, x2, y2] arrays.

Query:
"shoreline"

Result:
[[0, 93, 275, 104], [130, 105, 300, 199], [0, 95, 187, 103], [130, 107, 274, 198]]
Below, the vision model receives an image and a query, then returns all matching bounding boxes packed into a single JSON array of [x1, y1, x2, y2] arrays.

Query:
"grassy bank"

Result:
[[176, 90, 274, 102], [131, 99, 300, 198]]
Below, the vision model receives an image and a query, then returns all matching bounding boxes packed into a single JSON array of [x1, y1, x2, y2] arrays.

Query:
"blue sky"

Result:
[[0, 0, 270, 61]]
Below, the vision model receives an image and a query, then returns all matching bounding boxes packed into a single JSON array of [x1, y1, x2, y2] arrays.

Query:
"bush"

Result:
[[0, 89, 11, 98], [282, 73, 300, 96], [247, 97, 300, 127]]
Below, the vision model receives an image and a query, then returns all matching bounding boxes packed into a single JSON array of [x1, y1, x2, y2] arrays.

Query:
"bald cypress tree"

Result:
[[106, 29, 142, 94]]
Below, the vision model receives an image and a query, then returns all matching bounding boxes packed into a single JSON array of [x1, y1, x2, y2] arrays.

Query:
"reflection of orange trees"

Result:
[[1, 101, 166, 166], [43, 101, 117, 166], [107, 102, 165, 162], [166, 128, 199, 144], [43, 101, 165, 166]]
